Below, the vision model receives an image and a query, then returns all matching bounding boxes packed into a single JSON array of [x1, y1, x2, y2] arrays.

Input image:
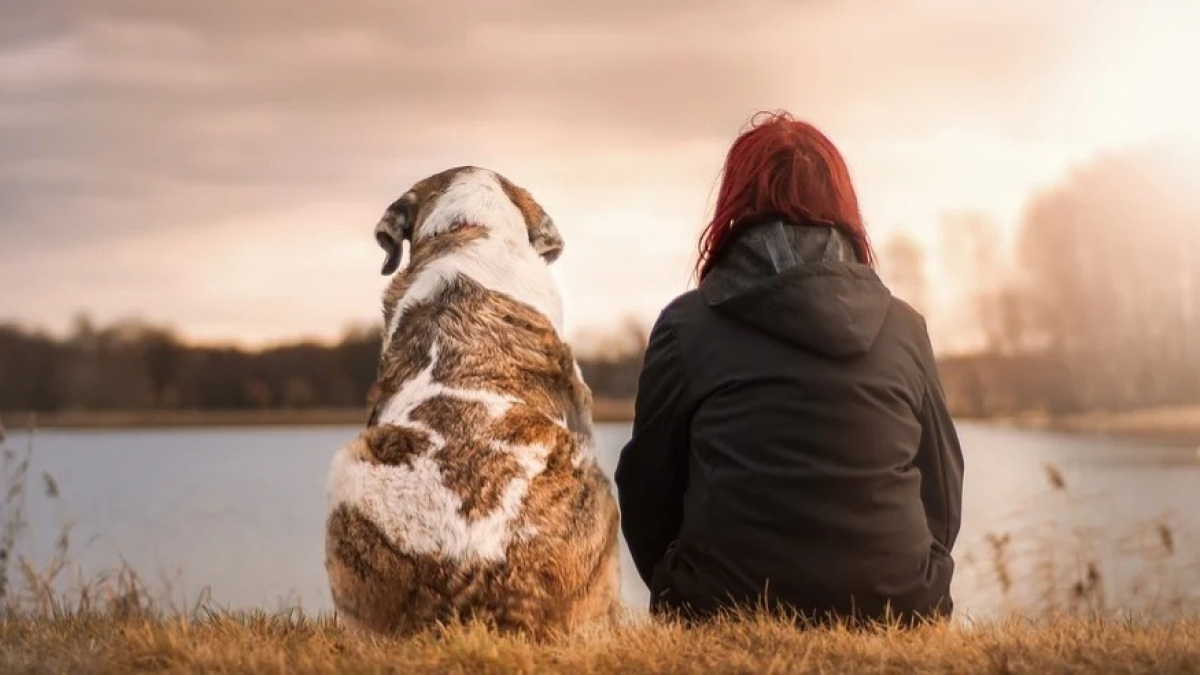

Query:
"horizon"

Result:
[[3, 1, 1200, 354]]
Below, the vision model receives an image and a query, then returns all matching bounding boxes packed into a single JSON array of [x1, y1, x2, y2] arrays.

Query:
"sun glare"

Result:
[[1058, 4, 1200, 149]]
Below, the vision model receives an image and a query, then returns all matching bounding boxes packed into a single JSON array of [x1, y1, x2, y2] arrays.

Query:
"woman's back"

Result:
[[614, 112, 963, 624], [622, 222, 958, 621]]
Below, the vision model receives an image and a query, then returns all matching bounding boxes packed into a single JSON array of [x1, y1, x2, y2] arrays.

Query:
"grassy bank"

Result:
[[9, 403, 1200, 444], [3, 611, 1200, 674], [957, 404, 1200, 447], [1, 408, 367, 430], [1050, 404, 1200, 447], [0, 399, 636, 430]]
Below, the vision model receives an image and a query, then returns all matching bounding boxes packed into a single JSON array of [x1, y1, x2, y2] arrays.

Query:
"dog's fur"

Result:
[[325, 166, 621, 637]]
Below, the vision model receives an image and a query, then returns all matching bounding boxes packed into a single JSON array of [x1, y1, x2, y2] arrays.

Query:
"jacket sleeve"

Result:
[[914, 336, 965, 552], [614, 312, 690, 586]]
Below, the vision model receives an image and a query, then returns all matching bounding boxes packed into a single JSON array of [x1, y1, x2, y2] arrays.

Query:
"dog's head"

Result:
[[374, 166, 563, 275]]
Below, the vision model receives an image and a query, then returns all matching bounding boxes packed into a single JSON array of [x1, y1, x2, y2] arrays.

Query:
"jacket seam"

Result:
[[914, 314, 933, 383], [921, 377, 953, 547], [668, 323, 689, 403], [658, 310, 690, 405]]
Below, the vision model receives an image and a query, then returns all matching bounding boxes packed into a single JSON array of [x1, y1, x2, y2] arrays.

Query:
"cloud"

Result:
[[1, 0, 1192, 344]]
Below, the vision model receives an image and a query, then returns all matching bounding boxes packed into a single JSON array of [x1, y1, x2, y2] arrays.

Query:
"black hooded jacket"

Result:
[[614, 220, 964, 622]]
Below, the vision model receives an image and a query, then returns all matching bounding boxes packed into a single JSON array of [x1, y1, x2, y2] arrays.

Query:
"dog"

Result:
[[325, 166, 621, 637]]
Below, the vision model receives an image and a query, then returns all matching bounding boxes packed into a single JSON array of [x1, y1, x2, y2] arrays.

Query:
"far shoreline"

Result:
[[3, 402, 1198, 448], [0, 398, 637, 431], [1002, 404, 1200, 448]]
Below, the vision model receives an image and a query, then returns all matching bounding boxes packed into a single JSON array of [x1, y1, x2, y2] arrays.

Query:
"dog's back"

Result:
[[325, 167, 620, 636]]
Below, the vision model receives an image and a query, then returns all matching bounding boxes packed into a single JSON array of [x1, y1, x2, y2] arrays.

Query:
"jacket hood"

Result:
[[699, 220, 892, 357]]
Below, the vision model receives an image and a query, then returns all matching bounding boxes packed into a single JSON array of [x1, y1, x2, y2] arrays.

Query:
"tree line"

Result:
[[0, 318, 379, 413], [0, 315, 650, 414]]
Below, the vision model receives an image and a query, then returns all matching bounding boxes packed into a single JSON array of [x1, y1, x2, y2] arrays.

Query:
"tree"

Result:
[[938, 211, 1004, 353], [1014, 142, 1200, 410], [139, 327, 183, 408], [879, 232, 929, 315]]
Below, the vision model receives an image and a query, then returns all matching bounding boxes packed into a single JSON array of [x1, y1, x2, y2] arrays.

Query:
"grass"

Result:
[[3, 416, 1200, 673], [3, 610, 1200, 674]]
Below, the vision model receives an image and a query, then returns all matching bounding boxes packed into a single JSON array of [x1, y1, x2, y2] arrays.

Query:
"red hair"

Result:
[[695, 111, 874, 280]]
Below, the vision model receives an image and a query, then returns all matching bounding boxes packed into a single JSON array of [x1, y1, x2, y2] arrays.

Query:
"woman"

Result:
[[615, 111, 964, 624]]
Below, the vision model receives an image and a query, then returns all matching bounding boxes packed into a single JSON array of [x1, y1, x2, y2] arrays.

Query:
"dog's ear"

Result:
[[498, 177, 563, 264], [529, 214, 563, 263], [375, 192, 416, 275]]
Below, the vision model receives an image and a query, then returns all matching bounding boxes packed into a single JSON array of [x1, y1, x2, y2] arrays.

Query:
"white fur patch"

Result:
[[328, 338, 550, 563], [383, 168, 564, 347], [328, 440, 549, 563], [375, 342, 519, 431]]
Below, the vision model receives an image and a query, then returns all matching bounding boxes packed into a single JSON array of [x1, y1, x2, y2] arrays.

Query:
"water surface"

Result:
[[7, 422, 1199, 617]]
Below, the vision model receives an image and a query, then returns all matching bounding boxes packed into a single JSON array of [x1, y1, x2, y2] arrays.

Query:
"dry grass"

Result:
[[2, 610, 1200, 674], [2, 607, 1200, 667]]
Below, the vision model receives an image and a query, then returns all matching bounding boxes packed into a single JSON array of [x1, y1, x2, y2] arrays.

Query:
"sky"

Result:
[[2, 0, 1199, 352]]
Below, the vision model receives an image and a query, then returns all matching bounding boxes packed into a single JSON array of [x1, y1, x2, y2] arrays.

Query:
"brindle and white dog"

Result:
[[325, 166, 621, 637]]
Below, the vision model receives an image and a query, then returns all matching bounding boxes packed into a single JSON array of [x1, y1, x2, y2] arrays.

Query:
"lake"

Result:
[[4, 421, 1199, 619]]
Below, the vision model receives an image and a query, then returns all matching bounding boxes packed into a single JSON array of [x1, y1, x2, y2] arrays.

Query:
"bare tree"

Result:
[[880, 232, 930, 316], [938, 211, 1005, 352]]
